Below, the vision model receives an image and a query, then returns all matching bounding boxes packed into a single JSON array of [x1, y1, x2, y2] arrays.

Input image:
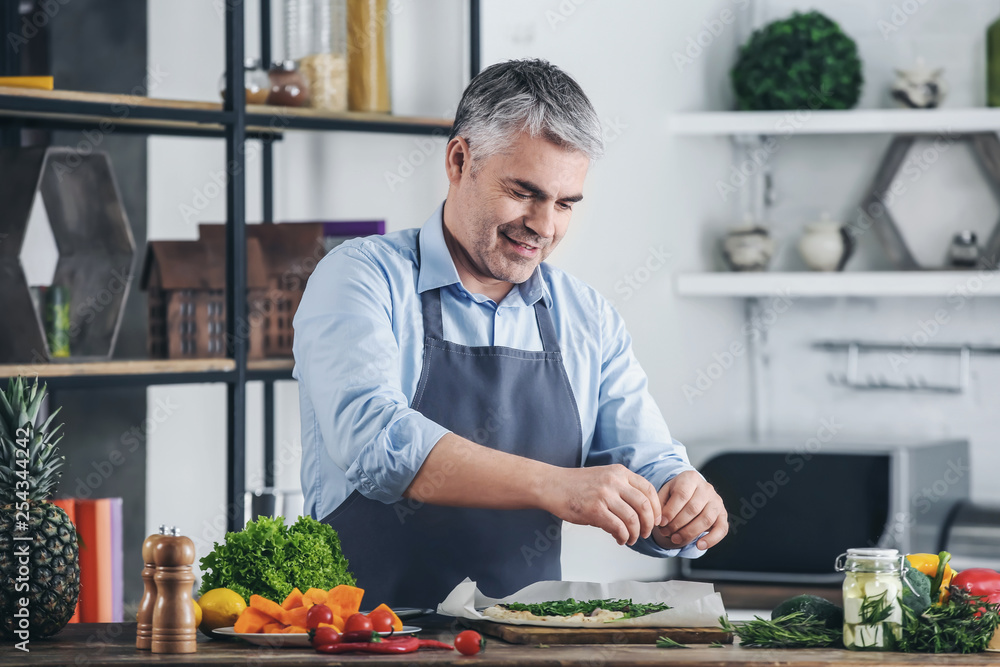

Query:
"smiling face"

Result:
[[441, 131, 590, 301]]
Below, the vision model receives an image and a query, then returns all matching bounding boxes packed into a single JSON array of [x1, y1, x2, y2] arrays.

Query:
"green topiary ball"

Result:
[[731, 11, 863, 111]]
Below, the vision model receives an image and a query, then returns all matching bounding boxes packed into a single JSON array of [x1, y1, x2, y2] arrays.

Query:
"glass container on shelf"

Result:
[[989, 15, 1000, 107], [285, 0, 348, 111], [267, 60, 309, 107], [346, 0, 390, 113], [835, 548, 906, 651], [218, 57, 270, 105]]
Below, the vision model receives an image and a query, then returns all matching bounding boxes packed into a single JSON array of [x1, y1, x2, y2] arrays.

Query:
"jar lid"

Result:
[[846, 547, 899, 560], [270, 59, 298, 72]]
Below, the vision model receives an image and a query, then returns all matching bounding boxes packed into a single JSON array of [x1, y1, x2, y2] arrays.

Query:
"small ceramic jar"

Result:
[[891, 58, 948, 109], [722, 226, 774, 272], [798, 220, 854, 271]]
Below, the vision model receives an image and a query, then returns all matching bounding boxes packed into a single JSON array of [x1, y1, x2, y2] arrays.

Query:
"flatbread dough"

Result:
[[483, 605, 627, 624]]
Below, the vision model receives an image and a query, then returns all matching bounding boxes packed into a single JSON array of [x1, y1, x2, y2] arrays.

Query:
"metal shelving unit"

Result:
[[0, 0, 481, 531]]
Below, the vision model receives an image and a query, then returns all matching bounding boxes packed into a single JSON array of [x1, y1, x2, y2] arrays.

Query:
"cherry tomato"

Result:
[[367, 609, 395, 633], [344, 613, 374, 635], [306, 603, 334, 629], [309, 626, 340, 647], [455, 630, 484, 655]]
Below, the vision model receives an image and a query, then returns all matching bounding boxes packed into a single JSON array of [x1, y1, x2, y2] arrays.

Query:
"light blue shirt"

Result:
[[293, 203, 704, 558]]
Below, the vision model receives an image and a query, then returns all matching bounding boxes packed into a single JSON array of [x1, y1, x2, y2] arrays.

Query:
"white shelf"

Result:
[[675, 271, 1000, 298], [667, 108, 1000, 136]]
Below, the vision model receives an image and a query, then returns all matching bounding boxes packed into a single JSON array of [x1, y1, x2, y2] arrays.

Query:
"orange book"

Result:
[[75, 498, 113, 622], [50, 498, 80, 624]]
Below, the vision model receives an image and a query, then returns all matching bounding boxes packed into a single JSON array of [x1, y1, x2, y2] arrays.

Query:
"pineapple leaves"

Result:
[[0, 376, 65, 502]]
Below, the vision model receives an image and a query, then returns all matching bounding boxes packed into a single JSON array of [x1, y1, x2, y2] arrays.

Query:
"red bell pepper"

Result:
[[951, 568, 1000, 606]]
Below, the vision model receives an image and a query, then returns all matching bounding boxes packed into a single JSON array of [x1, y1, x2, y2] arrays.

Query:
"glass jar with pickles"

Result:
[[835, 548, 905, 650]]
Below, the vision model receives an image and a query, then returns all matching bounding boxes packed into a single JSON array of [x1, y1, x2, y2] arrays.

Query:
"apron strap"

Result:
[[533, 300, 560, 353]]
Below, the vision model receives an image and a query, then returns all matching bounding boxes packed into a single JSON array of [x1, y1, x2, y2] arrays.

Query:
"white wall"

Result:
[[145, 0, 1000, 588]]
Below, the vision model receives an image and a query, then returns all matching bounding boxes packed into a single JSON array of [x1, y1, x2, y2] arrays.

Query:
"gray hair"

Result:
[[449, 59, 604, 169]]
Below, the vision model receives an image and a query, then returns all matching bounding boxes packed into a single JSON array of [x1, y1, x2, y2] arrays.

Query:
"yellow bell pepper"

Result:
[[907, 553, 957, 604]]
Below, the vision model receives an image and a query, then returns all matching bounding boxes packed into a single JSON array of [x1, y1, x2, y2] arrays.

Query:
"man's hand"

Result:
[[542, 464, 662, 547], [653, 471, 728, 551]]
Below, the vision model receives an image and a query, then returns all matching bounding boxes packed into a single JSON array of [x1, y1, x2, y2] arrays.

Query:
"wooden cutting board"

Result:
[[460, 618, 733, 645]]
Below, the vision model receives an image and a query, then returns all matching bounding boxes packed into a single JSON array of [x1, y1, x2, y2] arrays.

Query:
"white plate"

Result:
[[213, 625, 421, 648]]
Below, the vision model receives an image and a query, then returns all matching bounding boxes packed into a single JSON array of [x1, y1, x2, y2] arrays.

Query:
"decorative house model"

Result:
[[140, 223, 324, 360], [198, 223, 324, 358], [140, 237, 268, 359]]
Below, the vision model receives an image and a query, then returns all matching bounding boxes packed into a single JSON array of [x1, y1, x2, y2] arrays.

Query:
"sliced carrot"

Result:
[[281, 605, 309, 628], [249, 594, 286, 622], [262, 621, 285, 633], [326, 585, 365, 620], [234, 607, 272, 634], [281, 587, 304, 610], [303, 588, 329, 606], [282, 625, 308, 634], [369, 603, 403, 632]]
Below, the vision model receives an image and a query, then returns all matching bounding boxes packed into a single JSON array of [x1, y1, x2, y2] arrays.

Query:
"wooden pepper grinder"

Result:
[[151, 527, 197, 654], [136, 525, 168, 650]]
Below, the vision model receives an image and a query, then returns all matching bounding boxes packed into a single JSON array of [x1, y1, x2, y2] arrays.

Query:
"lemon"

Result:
[[192, 599, 202, 628], [197, 588, 246, 637]]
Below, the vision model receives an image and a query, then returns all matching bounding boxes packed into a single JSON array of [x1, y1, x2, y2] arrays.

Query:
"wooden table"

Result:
[[3, 622, 998, 666]]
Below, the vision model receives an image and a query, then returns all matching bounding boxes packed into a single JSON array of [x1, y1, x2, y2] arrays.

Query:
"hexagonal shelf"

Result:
[[860, 133, 1000, 270], [0, 147, 135, 363]]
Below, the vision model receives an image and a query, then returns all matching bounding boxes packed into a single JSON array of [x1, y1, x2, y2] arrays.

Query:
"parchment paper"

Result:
[[437, 579, 727, 628]]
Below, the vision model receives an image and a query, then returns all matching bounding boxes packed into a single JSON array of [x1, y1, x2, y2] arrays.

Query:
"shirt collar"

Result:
[[417, 202, 552, 308]]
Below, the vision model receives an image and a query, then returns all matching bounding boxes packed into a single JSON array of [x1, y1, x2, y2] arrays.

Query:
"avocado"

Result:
[[771, 594, 844, 629], [901, 563, 933, 615]]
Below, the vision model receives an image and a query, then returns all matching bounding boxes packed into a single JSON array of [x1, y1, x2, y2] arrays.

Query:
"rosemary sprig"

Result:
[[502, 598, 670, 619], [708, 641, 725, 648], [655, 636, 688, 648], [859, 590, 894, 625], [898, 592, 1000, 654], [720, 613, 843, 648]]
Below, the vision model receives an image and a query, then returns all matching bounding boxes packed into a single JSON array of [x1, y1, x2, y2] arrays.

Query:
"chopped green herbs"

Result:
[[898, 593, 1000, 654], [655, 636, 688, 648], [502, 598, 670, 619], [859, 591, 894, 625], [721, 613, 843, 649]]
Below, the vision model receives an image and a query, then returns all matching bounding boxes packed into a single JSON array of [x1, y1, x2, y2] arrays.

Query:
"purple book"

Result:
[[109, 498, 123, 623]]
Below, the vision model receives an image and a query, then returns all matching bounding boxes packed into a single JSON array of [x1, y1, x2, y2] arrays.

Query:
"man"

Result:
[[294, 59, 728, 608]]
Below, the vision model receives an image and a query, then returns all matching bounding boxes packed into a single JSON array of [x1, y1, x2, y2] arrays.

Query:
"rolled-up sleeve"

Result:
[[293, 244, 449, 503], [585, 298, 703, 558]]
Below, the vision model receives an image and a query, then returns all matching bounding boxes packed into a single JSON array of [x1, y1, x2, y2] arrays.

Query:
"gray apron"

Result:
[[321, 262, 582, 608]]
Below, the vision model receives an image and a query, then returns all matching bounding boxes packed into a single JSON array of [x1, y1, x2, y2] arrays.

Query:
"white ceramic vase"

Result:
[[798, 221, 851, 271]]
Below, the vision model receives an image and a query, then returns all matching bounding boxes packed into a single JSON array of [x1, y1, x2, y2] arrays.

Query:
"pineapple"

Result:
[[0, 377, 79, 639]]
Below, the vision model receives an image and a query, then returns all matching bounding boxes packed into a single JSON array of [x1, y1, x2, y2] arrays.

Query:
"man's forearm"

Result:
[[402, 432, 552, 510]]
